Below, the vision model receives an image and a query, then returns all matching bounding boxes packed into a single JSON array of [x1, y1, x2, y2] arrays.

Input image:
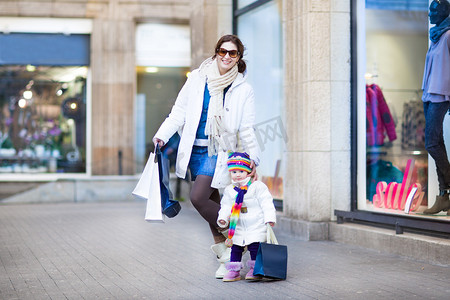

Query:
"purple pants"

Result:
[[230, 242, 260, 262]]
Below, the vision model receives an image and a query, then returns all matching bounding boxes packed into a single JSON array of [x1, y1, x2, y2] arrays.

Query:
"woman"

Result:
[[422, 0, 450, 215], [153, 35, 260, 278]]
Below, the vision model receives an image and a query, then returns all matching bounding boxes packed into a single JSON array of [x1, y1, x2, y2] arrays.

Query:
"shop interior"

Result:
[[0, 65, 87, 174]]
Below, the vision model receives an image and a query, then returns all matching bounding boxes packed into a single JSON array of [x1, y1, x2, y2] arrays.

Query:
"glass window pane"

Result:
[[363, 3, 430, 215], [237, 0, 284, 199], [0, 65, 88, 173], [366, 0, 428, 11], [237, 0, 259, 10]]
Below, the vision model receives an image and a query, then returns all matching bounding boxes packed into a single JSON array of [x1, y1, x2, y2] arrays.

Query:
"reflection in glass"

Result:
[[237, 0, 259, 10], [237, 0, 284, 199]]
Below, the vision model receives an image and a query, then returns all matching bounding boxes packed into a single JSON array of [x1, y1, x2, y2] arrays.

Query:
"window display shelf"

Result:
[[0, 155, 56, 160], [367, 145, 427, 157], [0, 154, 60, 173]]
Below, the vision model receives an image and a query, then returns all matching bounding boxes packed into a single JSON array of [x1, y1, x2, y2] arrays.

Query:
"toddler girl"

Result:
[[217, 152, 276, 282]]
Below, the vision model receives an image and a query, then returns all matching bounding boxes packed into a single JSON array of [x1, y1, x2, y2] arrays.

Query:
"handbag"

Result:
[[132, 150, 164, 222], [155, 144, 181, 218], [253, 224, 288, 280]]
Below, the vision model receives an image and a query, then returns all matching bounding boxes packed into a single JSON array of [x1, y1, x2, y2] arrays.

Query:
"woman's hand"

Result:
[[267, 222, 275, 227], [152, 138, 165, 148], [218, 219, 227, 227], [248, 160, 258, 181]]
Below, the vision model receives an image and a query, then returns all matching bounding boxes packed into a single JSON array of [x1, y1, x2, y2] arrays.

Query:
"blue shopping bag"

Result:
[[253, 224, 288, 280], [156, 144, 181, 218]]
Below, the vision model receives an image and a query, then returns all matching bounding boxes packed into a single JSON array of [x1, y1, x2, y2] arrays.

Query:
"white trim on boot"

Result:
[[211, 242, 231, 279], [223, 261, 242, 282]]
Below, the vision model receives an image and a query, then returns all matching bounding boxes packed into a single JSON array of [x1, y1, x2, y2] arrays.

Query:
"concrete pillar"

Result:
[[190, 0, 232, 69], [89, 1, 136, 175], [281, 0, 351, 239]]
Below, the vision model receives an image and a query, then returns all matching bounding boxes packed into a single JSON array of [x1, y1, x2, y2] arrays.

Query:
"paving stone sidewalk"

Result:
[[0, 201, 449, 300]]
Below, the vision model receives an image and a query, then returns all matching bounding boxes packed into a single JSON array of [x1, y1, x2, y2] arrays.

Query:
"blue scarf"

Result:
[[430, 16, 450, 43]]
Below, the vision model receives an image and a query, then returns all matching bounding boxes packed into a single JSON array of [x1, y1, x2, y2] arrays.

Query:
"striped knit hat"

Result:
[[227, 152, 252, 173]]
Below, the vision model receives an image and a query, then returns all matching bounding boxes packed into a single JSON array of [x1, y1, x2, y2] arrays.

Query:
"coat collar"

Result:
[[231, 176, 251, 187]]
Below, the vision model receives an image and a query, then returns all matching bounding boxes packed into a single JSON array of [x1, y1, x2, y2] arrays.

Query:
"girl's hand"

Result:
[[248, 160, 258, 181], [267, 222, 275, 227], [218, 219, 227, 226]]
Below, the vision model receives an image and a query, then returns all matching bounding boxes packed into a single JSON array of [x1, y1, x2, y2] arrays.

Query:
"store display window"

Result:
[[0, 19, 91, 176], [0, 65, 88, 174], [358, 0, 449, 221]]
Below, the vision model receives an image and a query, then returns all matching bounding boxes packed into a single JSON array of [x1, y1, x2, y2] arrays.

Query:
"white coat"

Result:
[[217, 180, 276, 247], [153, 67, 260, 189]]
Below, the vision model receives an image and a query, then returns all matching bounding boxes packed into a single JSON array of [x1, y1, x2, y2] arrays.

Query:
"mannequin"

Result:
[[422, 0, 450, 215]]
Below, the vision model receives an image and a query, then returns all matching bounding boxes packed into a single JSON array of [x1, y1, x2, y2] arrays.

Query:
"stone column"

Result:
[[281, 0, 351, 239], [88, 1, 136, 175], [190, 0, 232, 69]]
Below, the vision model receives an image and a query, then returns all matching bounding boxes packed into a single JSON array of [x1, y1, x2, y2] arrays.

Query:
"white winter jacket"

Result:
[[217, 180, 276, 247], [154, 67, 260, 188]]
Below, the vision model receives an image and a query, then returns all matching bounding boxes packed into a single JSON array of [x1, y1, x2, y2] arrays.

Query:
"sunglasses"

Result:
[[217, 48, 239, 58]]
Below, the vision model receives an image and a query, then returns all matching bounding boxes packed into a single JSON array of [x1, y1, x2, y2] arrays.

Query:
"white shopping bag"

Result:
[[132, 152, 164, 222]]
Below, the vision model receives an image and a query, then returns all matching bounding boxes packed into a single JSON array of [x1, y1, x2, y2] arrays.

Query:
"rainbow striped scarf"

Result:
[[225, 180, 251, 247]]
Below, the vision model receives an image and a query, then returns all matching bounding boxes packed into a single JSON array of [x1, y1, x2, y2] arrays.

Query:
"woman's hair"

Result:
[[212, 34, 247, 73]]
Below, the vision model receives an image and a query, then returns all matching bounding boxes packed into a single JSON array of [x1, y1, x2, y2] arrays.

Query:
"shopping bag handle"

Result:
[[266, 223, 279, 245], [153, 144, 159, 163]]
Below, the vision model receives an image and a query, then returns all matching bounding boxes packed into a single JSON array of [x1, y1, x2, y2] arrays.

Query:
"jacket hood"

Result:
[[230, 71, 247, 91]]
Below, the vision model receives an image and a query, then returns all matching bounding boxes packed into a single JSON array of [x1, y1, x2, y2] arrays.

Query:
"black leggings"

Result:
[[190, 175, 223, 237]]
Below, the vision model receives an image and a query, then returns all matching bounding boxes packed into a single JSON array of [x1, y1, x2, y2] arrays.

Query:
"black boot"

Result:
[[423, 193, 450, 214]]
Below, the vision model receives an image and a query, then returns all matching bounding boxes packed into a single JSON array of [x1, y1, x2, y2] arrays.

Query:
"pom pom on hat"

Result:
[[227, 152, 252, 173]]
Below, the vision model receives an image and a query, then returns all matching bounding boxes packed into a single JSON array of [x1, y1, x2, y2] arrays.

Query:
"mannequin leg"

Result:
[[423, 101, 450, 190], [423, 101, 450, 214]]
